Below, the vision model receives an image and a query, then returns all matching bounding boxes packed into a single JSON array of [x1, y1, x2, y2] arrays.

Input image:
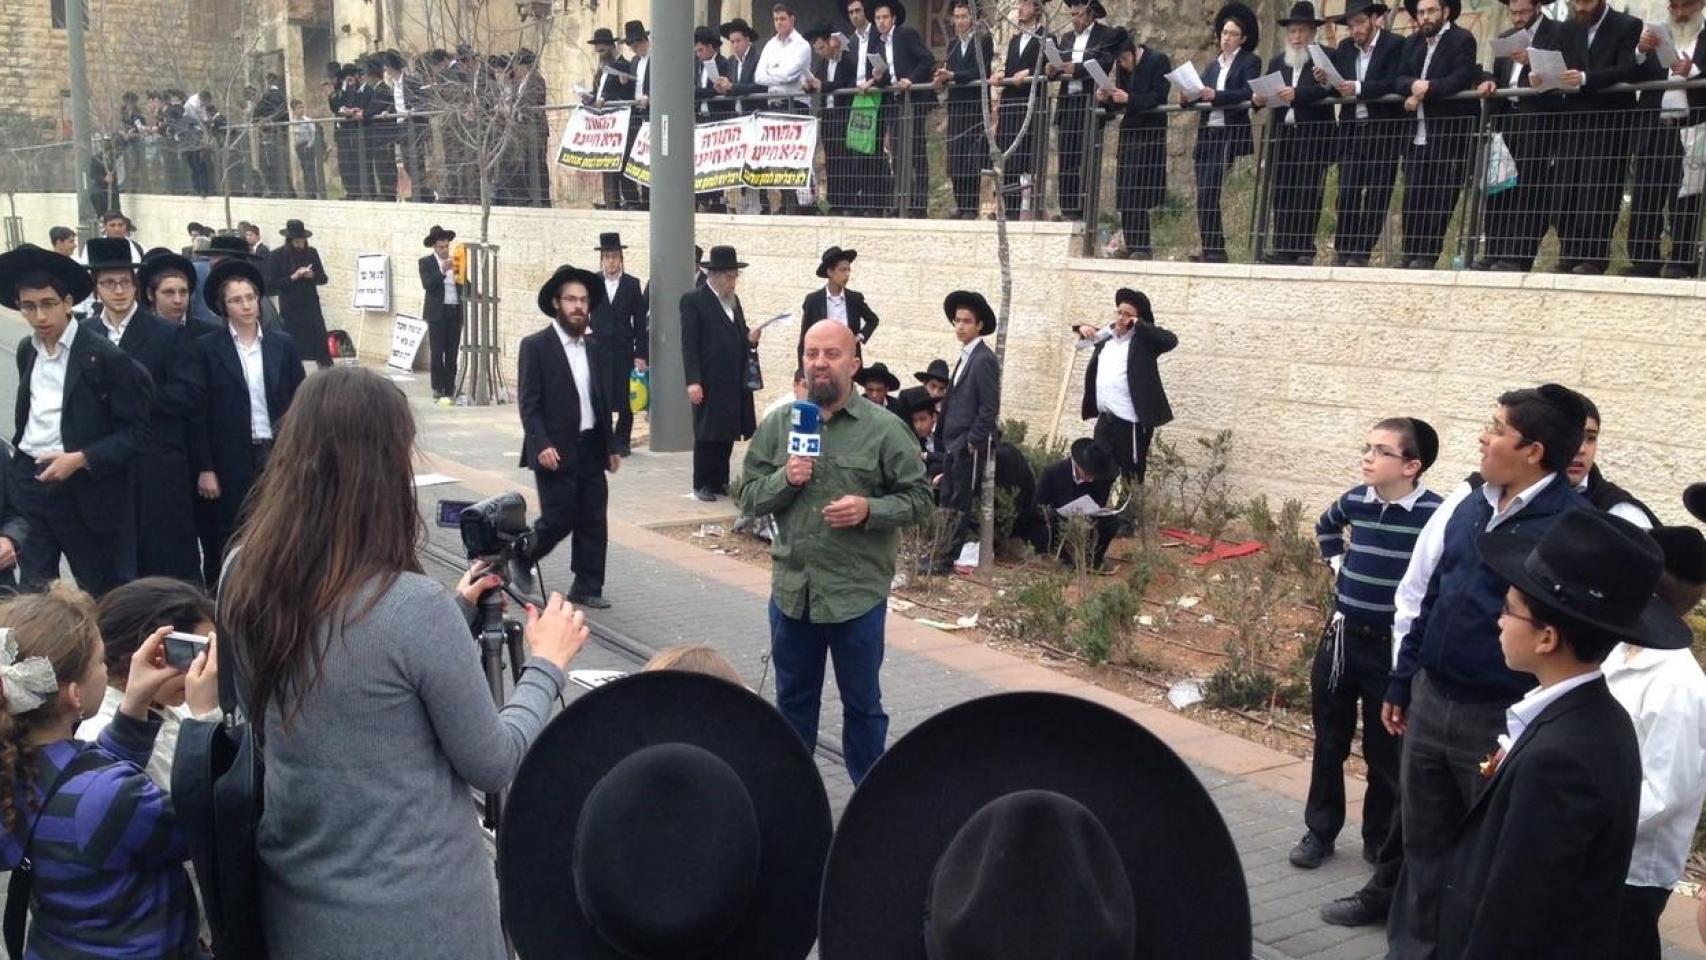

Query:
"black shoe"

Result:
[[1321, 894, 1387, 927], [1662, 263, 1693, 280], [693, 487, 717, 502], [1348, 255, 1371, 267], [1296, 254, 1316, 266], [1259, 251, 1295, 265], [567, 592, 611, 610], [1406, 257, 1434, 270], [1618, 262, 1660, 278], [714, 484, 731, 496], [1288, 832, 1334, 869], [1331, 254, 1349, 267], [616, 444, 632, 457], [1362, 840, 1380, 865], [1571, 261, 1605, 276], [1490, 259, 1524, 272], [1554, 258, 1581, 274], [1469, 258, 1493, 271]]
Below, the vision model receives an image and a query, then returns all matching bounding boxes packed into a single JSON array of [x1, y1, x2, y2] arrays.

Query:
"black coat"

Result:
[[1567, 7, 1644, 112], [591, 56, 634, 104], [934, 340, 1000, 457], [1268, 58, 1336, 126], [1035, 456, 1112, 512], [1437, 676, 1640, 959], [1053, 22, 1119, 110], [1113, 46, 1173, 211], [0, 450, 27, 587], [679, 285, 757, 443], [880, 25, 937, 103], [264, 246, 331, 364], [516, 325, 615, 470], [1394, 24, 1481, 121], [1197, 51, 1264, 156], [189, 328, 305, 533], [724, 49, 764, 112], [13, 321, 155, 534], [1491, 16, 1574, 116], [1633, 29, 1706, 120], [117, 309, 203, 579], [117, 309, 202, 453], [696, 55, 736, 122], [800, 287, 880, 349], [1331, 29, 1408, 123], [944, 32, 995, 103], [593, 272, 648, 362], [1080, 323, 1177, 428], [998, 30, 1047, 155], [418, 252, 461, 326]]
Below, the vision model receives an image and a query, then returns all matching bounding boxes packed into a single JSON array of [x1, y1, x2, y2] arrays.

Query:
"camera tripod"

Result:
[[472, 581, 529, 833]]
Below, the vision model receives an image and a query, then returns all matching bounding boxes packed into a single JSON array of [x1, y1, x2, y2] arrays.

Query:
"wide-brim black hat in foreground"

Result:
[[943, 290, 996, 336], [819, 691, 1251, 959], [497, 672, 832, 960], [205, 234, 260, 261], [0, 244, 94, 310], [1478, 509, 1692, 650], [537, 263, 604, 317], [1686, 482, 1706, 523], [203, 259, 266, 315]]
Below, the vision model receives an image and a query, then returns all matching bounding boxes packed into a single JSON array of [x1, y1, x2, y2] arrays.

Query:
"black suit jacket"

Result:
[[13, 321, 154, 534], [1035, 456, 1112, 512], [1492, 17, 1574, 115], [1197, 51, 1264, 155], [1054, 22, 1119, 106], [679, 285, 757, 443], [0, 450, 26, 585], [1437, 676, 1639, 959], [934, 340, 1000, 457], [1395, 24, 1481, 120], [1115, 46, 1173, 132], [879, 25, 936, 105], [591, 56, 635, 104], [1332, 29, 1408, 122], [944, 32, 996, 102], [725, 49, 764, 113], [696, 55, 736, 122], [116, 308, 202, 456], [1080, 323, 1177, 428], [1567, 7, 1644, 111], [1270, 59, 1336, 125], [799, 287, 880, 349], [189, 329, 304, 509], [418, 253, 461, 326], [516, 326, 615, 470], [593, 273, 649, 363]]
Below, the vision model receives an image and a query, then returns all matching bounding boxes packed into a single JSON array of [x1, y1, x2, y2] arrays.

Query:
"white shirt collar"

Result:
[[555, 322, 587, 347], [1504, 671, 1601, 750], [1481, 472, 1556, 525], [825, 285, 845, 301], [1362, 483, 1433, 510], [229, 321, 264, 344], [103, 301, 139, 334], [1361, 29, 1382, 54], [33, 317, 77, 359], [959, 339, 979, 360]]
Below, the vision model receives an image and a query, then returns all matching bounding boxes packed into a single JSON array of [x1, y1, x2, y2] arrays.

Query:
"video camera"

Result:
[[436, 492, 542, 605]]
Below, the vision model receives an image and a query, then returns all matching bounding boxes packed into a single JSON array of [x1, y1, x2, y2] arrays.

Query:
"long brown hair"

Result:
[[0, 583, 103, 834], [219, 366, 421, 731]]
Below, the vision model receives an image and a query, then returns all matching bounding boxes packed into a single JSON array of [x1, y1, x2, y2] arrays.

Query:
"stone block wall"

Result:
[[9, 191, 1704, 524]]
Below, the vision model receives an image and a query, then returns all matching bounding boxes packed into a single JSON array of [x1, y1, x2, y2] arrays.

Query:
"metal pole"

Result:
[[1250, 110, 1276, 262], [647, 0, 694, 453], [1456, 100, 1493, 270], [67, 0, 97, 227]]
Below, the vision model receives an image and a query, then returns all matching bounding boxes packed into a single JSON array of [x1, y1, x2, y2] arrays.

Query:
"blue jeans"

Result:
[[768, 599, 889, 784]]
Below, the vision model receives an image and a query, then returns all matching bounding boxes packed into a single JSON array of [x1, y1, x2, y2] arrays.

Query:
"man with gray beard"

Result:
[[1626, 0, 1706, 277], [1256, 2, 1337, 263], [737, 319, 933, 784]]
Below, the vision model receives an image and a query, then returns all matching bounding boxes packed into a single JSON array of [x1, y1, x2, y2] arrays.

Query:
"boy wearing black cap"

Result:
[[1436, 510, 1689, 957], [1292, 417, 1442, 870]]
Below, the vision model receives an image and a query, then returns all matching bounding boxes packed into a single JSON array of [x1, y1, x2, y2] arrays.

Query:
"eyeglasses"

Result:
[[1361, 444, 1407, 461], [1500, 600, 1547, 628], [224, 293, 259, 307], [1481, 417, 1529, 445], [96, 277, 135, 291], [16, 298, 65, 316]]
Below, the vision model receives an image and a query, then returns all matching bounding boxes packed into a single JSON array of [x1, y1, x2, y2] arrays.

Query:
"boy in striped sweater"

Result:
[[1290, 418, 1443, 870]]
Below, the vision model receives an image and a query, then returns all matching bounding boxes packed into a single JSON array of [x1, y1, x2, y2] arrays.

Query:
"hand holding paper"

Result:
[[1247, 71, 1290, 103], [1490, 27, 1534, 59], [1308, 44, 1344, 86], [1082, 59, 1116, 92], [1057, 494, 1118, 518], [1166, 62, 1205, 100], [1526, 47, 1578, 90]]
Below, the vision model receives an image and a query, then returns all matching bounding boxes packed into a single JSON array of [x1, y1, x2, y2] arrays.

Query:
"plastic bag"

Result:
[[629, 368, 650, 413], [846, 92, 881, 155], [1485, 132, 1518, 197], [1680, 123, 1706, 199]]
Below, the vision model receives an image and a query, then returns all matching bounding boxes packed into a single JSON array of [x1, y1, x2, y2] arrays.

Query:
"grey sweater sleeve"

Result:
[[406, 583, 565, 793]]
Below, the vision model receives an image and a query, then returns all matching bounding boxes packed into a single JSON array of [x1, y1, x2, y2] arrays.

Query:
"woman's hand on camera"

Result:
[[184, 632, 220, 716], [524, 593, 588, 672], [457, 560, 503, 606], [119, 626, 179, 721]]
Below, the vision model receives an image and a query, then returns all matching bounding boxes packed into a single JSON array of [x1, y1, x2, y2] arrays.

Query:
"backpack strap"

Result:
[[5, 748, 115, 958]]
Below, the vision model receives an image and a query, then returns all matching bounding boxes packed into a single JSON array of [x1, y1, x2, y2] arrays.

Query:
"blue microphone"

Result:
[[788, 401, 822, 457]]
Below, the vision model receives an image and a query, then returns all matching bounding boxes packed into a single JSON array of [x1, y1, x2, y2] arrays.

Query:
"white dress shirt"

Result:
[[699, 56, 721, 114], [635, 55, 650, 95], [1354, 32, 1381, 121], [824, 286, 848, 322], [102, 301, 139, 346], [555, 324, 597, 431], [20, 319, 77, 458], [1209, 52, 1235, 127], [1390, 473, 1558, 659], [393, 79, 407, 115], [1502, 670, 1603, 749], [439, 257, 459, 306], [1069, 29, 1092, 95], [1604, 643, 1706, 888], [604, 274, 623, 306], [1093, 330, 1139, 423], [952, 339, 978, 385], [231, 325, 272, 441], [851, 27, 872, 83], [756, 31, 813, 95], [1573, 477, 1654, 529]]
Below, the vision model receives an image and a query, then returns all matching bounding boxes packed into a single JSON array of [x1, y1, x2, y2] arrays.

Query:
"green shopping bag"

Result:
[[846, 92, 881, 156]]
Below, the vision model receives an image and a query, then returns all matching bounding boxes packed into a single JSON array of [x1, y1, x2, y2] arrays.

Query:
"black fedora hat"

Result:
[[203, 258, 265, 315], [187, 221, 213, 237], [694, 24, 721, 46], [497, 672, 832, 960], [871, 0, 910, 24], [537, 263, 604, 317], [719, 18, 758, 40], [896, 385, 936, 419], [279, 219, 312, 239], [1334, 0, 1390, 20], [83, 237, 138, 273], [594, 231, 627, 252], [1214, 1, 1260, 51], [803, 21, 837, 42], [1408, 417, 1440, 471], [818, 692, 1251, 959], [1070, 437, 1118, 483], [1400, 0, 1461, 20], [0, 244, 94, 310], [1478, 510, 1693, 650], [1686, 482, 1706, 523], [622, 19, 648, 44], [423, 225, 456, 247], [816, 245, 856, 279], [137, 250, 198, 301], [943, 290, 996, 337], [854, 362, 901, 392], [703, 245, 748, 271], [1066, 0, 1109, 17], [237, 220, 258, 235], [205, 234, 258, 262], [1277, 0, 1325, 25], [587, 26, 618, 45], [1113, 286, 1153, 323], [914, 358, 951, 385], [1653, 525, 1706, 587]]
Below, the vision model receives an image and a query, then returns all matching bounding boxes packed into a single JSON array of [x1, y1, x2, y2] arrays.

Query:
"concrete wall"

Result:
[[9, 191, 1705, 523]]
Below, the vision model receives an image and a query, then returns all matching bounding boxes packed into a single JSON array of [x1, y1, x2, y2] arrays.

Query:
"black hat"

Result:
[[1478, 510, 1693, 650], [694, 244, 705, 265], [515, 47, 538, 66], [423, 225, 456, 247], [1070, 438, 1119, 483], [854, 362, 901, 392], [497, 672, 832, 960], [1214, 2, 1260, 51], [818, 692, 1251, 959], [83, 237, 138, 273], [1334, 0, 1390, 20], [816, 245, 856, 278], [1653, 526, 1706, 587], [1400, 0, 1461, 20], [338, 63, 362, 80], [381, 49, 406, 71], [896, 386, 937, 419], [622, 19, 648, 44], [871, 0, 909, 24], [488, 53, 512, 71], [1113, 287, 1152, 323], [237, 220, 259, 235], [1686, 483, 1706, 523], [137, 250, 198, 302], [1408, 417, 1440, 471], [594, 231, 627, 252], [1278, 0, 1326, 25], [205, 234, 258, 261], [187, 221, 213, 237], [803, 21, 836, 42], [914, 358, 951, 385], [943, 290, 996, 337], [203, 258, 265, 315], [588, 26, 618, 46], [703, 245, 748, 271], [1066, 0, 1109, 17], [280, 219, 312, 239], [537, 263, 604, 317], [719, 18, 758, 40], [0, 244, 94, 310], [694, 25, 721, 46]]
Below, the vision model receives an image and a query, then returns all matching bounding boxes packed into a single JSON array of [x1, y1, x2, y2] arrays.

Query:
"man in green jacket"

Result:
[[738, 320, 933, 783]]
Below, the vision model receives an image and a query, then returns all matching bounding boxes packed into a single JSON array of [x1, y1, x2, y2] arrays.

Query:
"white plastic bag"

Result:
[[1680, 123, 1706, 199], [1485, 132, 1518, 196]]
